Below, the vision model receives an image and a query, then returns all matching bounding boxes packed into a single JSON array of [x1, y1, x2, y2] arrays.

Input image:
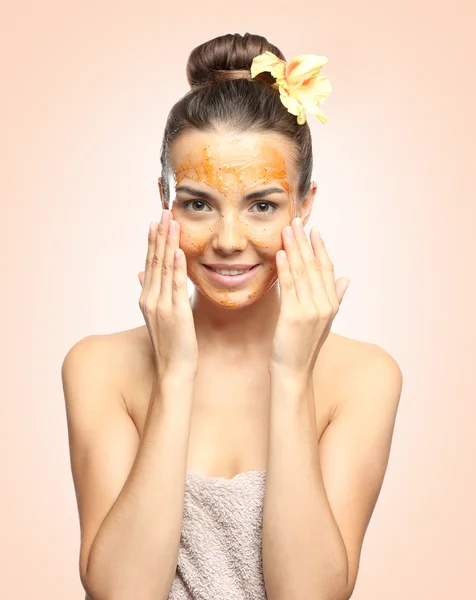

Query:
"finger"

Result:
[[292, 219, 330, 309], [141, 222, 157, 293], [172, 248, 189, 308], [139, 221, 159, 308], [336, 277, 351, 305], [276, 249, 298, 310], [310, 228, 340, 309], [283, 224, 313, 307], [159, 219, 179, 305], [148, 210, 170, 302], [138, 272, 144, 287]]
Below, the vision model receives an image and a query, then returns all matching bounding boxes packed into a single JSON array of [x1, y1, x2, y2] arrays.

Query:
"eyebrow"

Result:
[[174, 185, 287, 201]]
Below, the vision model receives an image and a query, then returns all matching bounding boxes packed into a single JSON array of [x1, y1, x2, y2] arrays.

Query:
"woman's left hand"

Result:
[[269, 218, 350, 378]]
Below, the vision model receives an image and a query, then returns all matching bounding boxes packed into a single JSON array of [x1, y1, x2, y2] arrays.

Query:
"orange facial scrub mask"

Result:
[[170, 134, 297, 308]]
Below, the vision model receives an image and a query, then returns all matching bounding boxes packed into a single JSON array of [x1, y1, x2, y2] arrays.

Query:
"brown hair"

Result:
[[159, 33, 313, 207]]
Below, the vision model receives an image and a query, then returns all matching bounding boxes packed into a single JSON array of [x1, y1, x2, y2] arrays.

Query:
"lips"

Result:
[[202, 264, 260, 287], [204, 264, 257, 271]]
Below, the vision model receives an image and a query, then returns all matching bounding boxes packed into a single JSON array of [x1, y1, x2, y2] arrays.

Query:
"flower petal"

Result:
[[308, 104, 328, 124], [285, 54, 329, 88], [251, 51, 332, 125], [250, 51, 286, 80], [278, 89, 300, 116], [276, 87, 307, 124], [292, 76, 332, 107]]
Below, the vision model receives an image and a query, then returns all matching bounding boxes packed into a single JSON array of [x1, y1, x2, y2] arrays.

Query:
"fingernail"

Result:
[[312, 226, 321, 239], [284, 226, 294, 239]]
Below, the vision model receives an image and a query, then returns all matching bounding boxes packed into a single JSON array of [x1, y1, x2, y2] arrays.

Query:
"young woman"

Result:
[[62, 32, 403, 600]]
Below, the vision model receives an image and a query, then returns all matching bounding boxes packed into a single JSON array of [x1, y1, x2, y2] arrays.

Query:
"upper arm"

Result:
[[318, 345, 403, 597], [61, 336, 140, 587]]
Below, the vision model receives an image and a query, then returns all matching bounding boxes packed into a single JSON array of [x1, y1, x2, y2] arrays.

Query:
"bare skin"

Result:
[[128, 127, 369, 477], [113, 325, 369, 479], [165, 130, 303, 355], [65, 128, 398, 600]]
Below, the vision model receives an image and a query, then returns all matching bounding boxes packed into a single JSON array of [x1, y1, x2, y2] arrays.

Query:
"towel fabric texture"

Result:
[[84, 469, 267, 600], [168, 470, 267, 599]]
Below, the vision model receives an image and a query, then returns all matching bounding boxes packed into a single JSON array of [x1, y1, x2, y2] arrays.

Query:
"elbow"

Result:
[[326, 564, 354, 600], [335, 577, 355, 600], [334, 547, 353, 600], [80, 569, 112, 600]]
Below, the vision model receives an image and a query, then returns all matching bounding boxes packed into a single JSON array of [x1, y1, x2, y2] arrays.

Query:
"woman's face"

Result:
[[161, 129, 313, 309]]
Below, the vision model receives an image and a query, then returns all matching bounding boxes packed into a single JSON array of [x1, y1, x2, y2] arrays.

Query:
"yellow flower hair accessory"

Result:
[[250, 51, 332, 125]]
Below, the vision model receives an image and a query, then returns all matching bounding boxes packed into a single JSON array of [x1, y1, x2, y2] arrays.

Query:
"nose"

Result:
[[211, 214, 249, 253]]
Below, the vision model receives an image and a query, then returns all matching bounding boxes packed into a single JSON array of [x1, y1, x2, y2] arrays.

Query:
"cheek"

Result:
[[170, 210, 205, 259], [177, 230, 208, 261], [250, 227, 285, 260]]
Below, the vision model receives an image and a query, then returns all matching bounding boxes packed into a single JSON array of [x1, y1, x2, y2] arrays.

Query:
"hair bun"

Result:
[[186, 32, 286, 88]]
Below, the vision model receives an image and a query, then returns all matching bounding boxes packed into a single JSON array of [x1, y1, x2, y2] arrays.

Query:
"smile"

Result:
[[203, 264, 260, 287]]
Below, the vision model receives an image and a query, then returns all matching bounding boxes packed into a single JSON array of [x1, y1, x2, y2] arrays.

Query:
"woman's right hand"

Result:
[[138, 210, 198, 381]]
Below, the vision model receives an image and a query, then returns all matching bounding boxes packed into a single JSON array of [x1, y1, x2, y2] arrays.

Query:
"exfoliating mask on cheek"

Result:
[[171, 138, 296, 308]]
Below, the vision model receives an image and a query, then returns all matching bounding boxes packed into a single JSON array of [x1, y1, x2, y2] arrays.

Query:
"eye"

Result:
[[182, 200, 211, 212], [251, 201, 278, 214], [181, 200, 278, 215]]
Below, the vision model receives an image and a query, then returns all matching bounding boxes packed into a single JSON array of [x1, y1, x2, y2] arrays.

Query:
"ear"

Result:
[[300, 181, 318, 228], [158, 176, 169, 211]]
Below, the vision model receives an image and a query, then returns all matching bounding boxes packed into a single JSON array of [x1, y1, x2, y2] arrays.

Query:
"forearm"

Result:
[[85, 374, 194, 600], [262, 374, 349, 600]]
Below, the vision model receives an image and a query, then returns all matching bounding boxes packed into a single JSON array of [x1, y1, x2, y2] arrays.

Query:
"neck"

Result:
[[190, 283, 281, 360]]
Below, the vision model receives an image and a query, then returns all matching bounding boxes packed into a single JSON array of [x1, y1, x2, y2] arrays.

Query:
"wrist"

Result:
[[269, 366, 312, 387], [157, 369, 197, 389]]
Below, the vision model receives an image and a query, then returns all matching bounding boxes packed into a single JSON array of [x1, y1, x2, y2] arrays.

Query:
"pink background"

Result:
[[1, 1, 474, 598]]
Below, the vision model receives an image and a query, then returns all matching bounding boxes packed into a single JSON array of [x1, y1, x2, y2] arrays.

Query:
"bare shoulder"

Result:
[[62, 326, 151, 405], [324, 331, 401, 370], [321, 332, 403, 420]]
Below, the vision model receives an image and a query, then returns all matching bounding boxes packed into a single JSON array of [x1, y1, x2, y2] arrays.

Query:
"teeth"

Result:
[[212, 267, 252, 276]]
